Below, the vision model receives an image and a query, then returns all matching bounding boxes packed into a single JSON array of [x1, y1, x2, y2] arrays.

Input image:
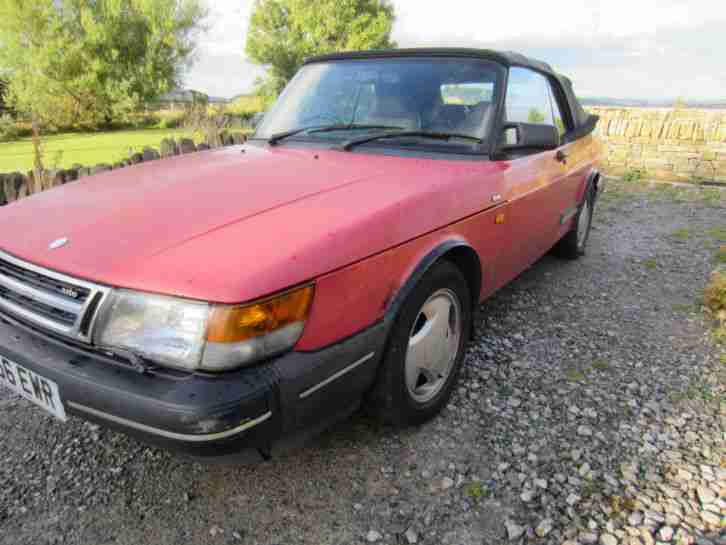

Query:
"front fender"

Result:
[[295, 235, 485, 351]]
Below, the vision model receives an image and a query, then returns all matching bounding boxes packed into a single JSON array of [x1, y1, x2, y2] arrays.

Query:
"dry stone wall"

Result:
[[590, 107, 726, 184]]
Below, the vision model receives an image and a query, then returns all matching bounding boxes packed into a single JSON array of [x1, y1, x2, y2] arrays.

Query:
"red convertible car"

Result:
[[0, 49, 602, 460]]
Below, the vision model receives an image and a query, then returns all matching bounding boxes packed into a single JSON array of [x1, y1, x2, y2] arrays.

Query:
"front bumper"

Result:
[[0, 316, 385, 460]]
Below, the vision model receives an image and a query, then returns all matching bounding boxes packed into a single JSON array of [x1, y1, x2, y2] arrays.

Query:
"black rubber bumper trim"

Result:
[[67, 401, 273, 442], [0, 316, 386, 458]]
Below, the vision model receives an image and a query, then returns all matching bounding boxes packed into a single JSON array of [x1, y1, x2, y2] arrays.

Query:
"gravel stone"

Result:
[[505, 520, 525, 540], [521, 489, 536, 502], [695, 486, 716, 505], [657, 526, 675, 542], [535, 518, 553, 538], [578, 425, 594, 437], [366, 530, 383, 542], [566, 493, 581, 506], [700, 511, 720, 528], [1, 179, 725, 545]]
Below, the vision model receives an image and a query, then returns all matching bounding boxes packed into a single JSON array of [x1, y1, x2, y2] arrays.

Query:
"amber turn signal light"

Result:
[[206, 285, 314, 343]]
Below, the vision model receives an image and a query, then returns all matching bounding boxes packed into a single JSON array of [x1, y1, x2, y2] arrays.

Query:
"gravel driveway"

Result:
[[1, 179, 725, 545]]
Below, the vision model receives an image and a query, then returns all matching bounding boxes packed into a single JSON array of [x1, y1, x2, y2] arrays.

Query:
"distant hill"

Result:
[[229, 93, 258, 102], [581, 96, 726, 109], [150, 89, 229, 108], [157, 89, 208, 104]]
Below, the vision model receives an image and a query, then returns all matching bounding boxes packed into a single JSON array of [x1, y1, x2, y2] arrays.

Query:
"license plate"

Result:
[[0, 355, 67, 421]]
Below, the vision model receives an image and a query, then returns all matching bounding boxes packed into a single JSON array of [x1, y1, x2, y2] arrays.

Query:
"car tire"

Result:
[[552, 183, 596, 260], [366, 260, 472, 427]]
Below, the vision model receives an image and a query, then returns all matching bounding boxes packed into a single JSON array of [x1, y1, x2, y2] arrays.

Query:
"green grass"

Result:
[[672, 302, 697, 314], [643, 258, 658, 270], [565, 367, 588, 382], [601, 178, 726, 208], [464, 481, 490, 502], [670, 228, 691, 241], [622, 168, 646, 183], [0, 128, 195, 172], [707, 226, 726, 242]]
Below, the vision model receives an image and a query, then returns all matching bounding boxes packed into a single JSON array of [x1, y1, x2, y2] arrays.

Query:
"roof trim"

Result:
[[304, 48, 556, 78]]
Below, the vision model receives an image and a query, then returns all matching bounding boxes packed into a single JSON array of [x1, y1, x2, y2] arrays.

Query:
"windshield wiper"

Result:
[[267, 124, 403, 146], [98, 345, 156, 374], [339, 131, 483, 151]]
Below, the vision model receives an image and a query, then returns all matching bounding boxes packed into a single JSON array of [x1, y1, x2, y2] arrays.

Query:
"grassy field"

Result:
[[0, 128, 197, 172]]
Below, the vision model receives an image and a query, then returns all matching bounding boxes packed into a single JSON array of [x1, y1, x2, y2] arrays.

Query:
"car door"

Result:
[[546, 78, 593, 239], [496, 67, 567, 280]]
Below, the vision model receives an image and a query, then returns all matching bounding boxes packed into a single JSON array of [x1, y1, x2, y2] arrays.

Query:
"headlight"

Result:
[[94, 286, 314, 372], [96, 291, 209, 370]]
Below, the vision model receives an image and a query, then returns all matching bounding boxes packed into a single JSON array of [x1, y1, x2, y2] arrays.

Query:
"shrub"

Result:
[[622, 168, 646, 183], [129, 114, 160, 129], [704, 271, 726, 341], [0, 115, 32, 141], [226, 95, 264, 117], [155, 111, 186, 130], [184, 104, 229, 148]]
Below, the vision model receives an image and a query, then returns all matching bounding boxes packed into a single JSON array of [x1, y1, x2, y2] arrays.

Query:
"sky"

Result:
[[184, 0, 726, 101]]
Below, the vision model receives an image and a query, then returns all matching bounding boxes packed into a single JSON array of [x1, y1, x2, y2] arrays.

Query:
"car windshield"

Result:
[[254, 58, 502, 149]]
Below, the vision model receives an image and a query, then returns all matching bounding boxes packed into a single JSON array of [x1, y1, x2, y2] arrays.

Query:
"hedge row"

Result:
[[0, 132, 247, 206]]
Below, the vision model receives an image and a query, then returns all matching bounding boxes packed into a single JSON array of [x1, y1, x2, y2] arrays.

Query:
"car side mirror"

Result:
[[499, 122, 560, 153]]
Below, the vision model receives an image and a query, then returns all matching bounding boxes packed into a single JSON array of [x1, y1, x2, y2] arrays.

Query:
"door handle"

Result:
[[555, 150, 568, 164]]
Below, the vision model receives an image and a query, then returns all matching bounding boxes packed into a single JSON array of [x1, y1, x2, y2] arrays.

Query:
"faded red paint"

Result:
[[0, 134, 600, 351], [297, 135, 601, 349]]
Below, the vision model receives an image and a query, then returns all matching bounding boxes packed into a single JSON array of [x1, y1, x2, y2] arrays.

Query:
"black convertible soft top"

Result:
[[305, 48, 598, 143]]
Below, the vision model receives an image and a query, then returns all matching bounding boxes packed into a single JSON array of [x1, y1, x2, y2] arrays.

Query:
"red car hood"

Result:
[[0, 145, 505, 303]]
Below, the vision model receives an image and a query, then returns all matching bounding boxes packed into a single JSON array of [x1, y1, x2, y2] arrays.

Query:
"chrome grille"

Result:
[[0, 250, 110, 342]]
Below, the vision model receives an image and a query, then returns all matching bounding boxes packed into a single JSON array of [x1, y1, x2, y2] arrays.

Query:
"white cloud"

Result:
[[184, 0, 726, 100], [183, 0, 263, 98], [393, 0, 726, 42]]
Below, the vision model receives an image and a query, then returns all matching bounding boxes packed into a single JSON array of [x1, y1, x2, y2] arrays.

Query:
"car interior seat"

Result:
[[362, 86, 421, 130], [428, 102, 491, 135]]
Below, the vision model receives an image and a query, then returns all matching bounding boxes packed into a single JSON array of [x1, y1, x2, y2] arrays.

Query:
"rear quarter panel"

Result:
[[568, 134, 604, 204]]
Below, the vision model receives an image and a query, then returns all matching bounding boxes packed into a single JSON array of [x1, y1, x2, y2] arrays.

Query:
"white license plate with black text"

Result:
[[0, 355, 67, 421]]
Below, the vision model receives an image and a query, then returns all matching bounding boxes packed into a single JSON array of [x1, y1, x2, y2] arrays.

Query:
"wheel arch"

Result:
[[580, 168, 601, 204], [384, 240, 483, 327]]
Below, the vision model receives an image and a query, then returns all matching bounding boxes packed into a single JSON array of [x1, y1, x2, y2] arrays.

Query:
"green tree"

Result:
[[246, 0, 396, 99], [0, 0, 205, 191], [0, 0, 206, 128], [528, 108, 546, 124]]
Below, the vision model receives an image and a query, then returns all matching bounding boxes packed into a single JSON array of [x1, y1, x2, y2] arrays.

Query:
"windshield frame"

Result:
[[250, 57, 507, 156]]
